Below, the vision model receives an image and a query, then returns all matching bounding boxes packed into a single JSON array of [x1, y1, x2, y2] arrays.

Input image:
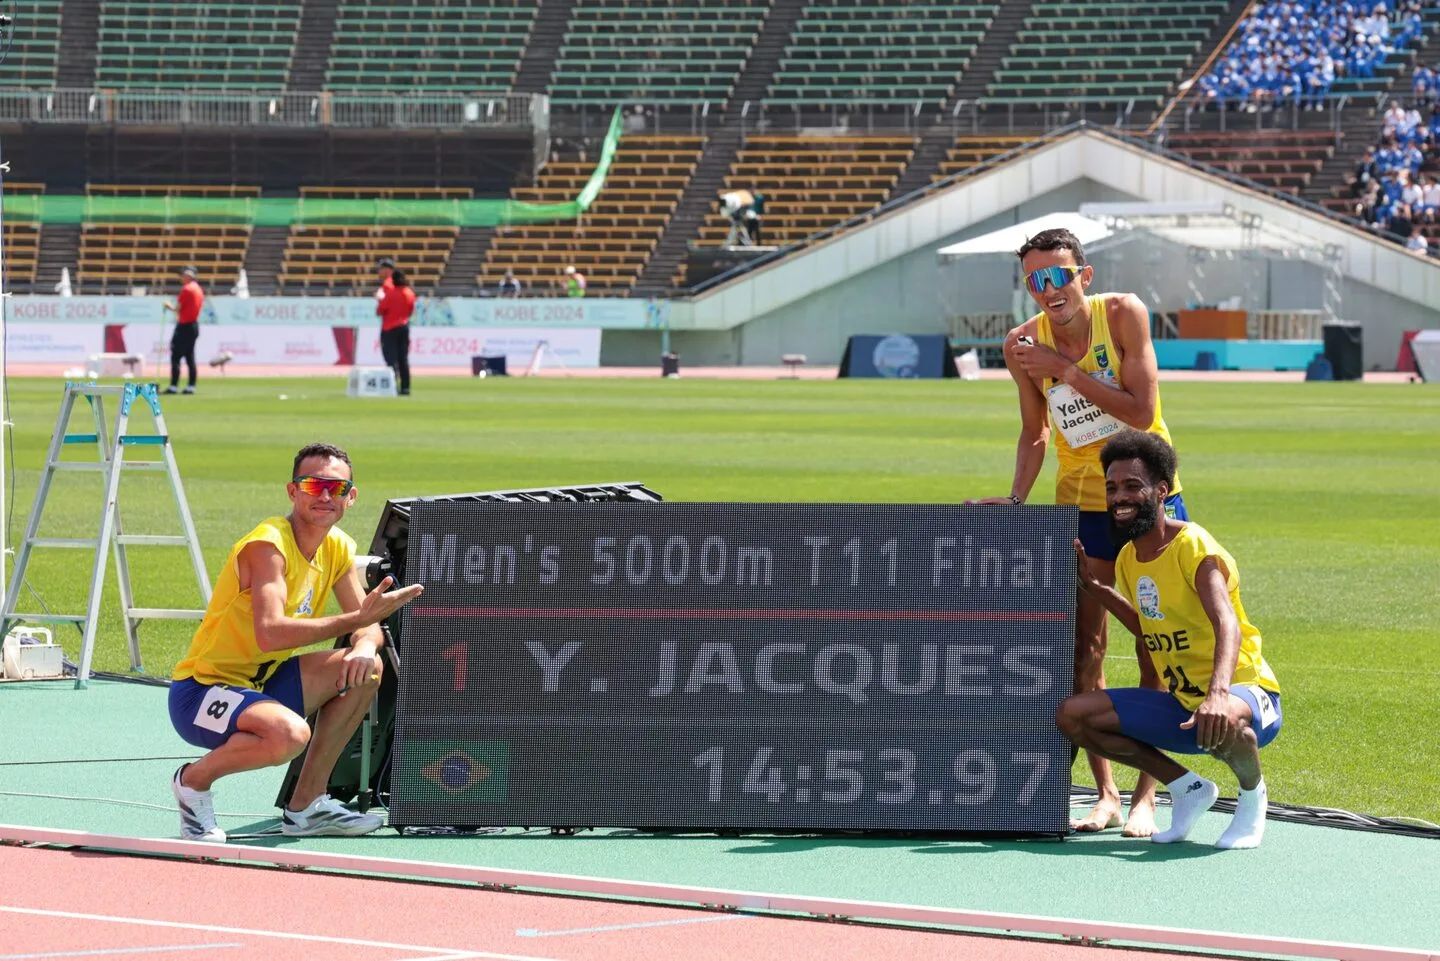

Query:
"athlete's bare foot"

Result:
[[1123, 796, 1158, 838], [1070, 795, 1123, 832]]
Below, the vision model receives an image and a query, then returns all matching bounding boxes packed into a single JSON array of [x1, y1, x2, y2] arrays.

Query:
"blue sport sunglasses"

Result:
[[1024, 265, 1086, 295]]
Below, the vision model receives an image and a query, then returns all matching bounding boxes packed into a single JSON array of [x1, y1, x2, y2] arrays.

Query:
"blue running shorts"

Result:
[[1107, 684, 1282, 754], [168, 658, 306, 751]]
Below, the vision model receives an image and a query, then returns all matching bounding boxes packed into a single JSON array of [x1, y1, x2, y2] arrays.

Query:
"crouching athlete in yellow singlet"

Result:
[[969, 227, 1187, 836], [167, 442, 423, 842], [1058, 431, 1282, 849]]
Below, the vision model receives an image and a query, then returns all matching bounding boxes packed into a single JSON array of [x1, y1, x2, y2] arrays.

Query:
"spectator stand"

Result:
[[683, 135, 914, 287], [325, 0, 535, 93], [3, 183, 47, 290], [479, 136, 706, 297], [279, 187, 471, 294], [96, 1, 302, 90], [1192, 0, 1436, 121], [1324, 61, 1440, 256], [77, 185, 253, 295]]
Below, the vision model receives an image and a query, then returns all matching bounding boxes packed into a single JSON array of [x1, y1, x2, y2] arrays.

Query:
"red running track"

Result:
[[0, 844, 1193, 961]]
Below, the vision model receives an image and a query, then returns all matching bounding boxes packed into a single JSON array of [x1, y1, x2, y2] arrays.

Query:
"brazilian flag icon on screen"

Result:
[[404, 740, 510, 802]]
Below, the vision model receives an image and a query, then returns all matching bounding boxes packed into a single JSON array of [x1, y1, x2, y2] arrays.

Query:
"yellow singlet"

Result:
[[173, 516, 356, 689], [1034, 294, 1179, 511], [1115, 523, 1281, 711]]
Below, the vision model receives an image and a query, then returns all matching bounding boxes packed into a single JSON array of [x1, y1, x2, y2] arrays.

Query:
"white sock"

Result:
[[1153, 773, 1219, 844], [1215, 779, 1268, 850]]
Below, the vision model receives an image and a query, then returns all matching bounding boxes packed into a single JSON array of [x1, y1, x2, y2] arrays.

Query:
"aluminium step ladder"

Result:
[[1, 382, 211, 688]]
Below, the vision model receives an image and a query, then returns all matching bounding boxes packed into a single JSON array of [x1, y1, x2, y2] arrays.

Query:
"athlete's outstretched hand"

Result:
[[356, 575, 423, 628], [965, 496, 1018, 506]]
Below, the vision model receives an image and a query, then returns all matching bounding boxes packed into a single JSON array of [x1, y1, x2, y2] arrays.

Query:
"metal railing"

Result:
[[557, 100, 722, 138], [952, 97, 1156, 135], [0, 88, 547, 131], [1163, 91, 1375, 145], [738, 98, 942, 135]]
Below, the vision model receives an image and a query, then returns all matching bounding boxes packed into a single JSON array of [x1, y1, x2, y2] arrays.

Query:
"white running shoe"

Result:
[[281, 794, 384, 837], [172, 765, 226, 843]]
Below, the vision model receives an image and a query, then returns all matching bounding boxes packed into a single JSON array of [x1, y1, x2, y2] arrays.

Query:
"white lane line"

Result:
[[0, 945, 243, 960], [0, 907, 558, 961], [516, 914, 753, 938]]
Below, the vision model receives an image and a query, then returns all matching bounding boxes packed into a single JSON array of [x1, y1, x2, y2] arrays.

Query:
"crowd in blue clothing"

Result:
[[1199, 0, 1428, 109], [1348, 65, 1440, 255]]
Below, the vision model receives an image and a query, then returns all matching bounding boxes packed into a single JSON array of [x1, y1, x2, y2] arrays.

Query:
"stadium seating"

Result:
[[479, 136, 705, 296], [1, 1, 62, 88], [934, 135, 1041, 181], [3, 183, 46, 288], [95, 1, 301, 90], [77, 185, 253, 292], [691, 135, 913, 255], [1321, 96, 1440, 255], [987, 0, 1231, 103], [1198, 0, 1435, 109], [279, 187, 469, 292], [549, 0, 770, 105], [326, 0, 534, 92], [1165, 129, 1337, 194], [769, 1, 998, 103]]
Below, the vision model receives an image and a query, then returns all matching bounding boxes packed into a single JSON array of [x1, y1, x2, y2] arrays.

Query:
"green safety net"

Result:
[[2, 110, 623, 227]]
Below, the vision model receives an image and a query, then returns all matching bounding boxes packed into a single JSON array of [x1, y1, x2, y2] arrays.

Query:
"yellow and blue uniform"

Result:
[[1034, 295, 1187, 559], [168, 517, 356, 749], [1107, 523, 1283, 753]]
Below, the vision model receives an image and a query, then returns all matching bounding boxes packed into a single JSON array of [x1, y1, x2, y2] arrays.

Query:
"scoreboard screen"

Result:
[[389, 502, 1076, 835]]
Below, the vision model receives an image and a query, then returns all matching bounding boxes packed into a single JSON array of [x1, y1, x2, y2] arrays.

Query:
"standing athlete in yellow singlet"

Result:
[[1058, 432, 1281, 849], [969, 227, 1187, 836], [167, 442, 423, 842]]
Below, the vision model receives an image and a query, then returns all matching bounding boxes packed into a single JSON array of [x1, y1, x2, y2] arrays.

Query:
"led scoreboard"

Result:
[[389, 503, 1077, 835]]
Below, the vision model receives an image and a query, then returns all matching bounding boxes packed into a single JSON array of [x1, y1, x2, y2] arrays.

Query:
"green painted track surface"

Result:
[[1, 680, 1436, 953]]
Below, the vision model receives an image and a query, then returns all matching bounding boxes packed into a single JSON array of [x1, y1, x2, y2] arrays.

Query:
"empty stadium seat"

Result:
[[933, 136, 1039, 181], [0, 1, 62, 88], [1165, 130, 1338, 194], [479, 136, 705, 295], [3, 183, 46, 288], [549, 0, 770, 105], [770, 2, 998, 103], [326, 0, 534, 92], [986, 0, 1230, 103], [96, 1, 301, 90], [77, 185, 254, 292], [688, 136, 914, 273], [279, 187, 470, 292]]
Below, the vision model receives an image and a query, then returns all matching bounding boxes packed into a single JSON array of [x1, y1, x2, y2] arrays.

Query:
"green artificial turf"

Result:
[[3, 375, 1437, 820]]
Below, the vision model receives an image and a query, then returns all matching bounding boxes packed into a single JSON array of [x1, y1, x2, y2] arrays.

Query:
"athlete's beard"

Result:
[[1108, 495, 1162, 546]]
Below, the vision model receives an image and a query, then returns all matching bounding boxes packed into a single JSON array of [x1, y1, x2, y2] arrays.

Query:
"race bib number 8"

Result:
[[1046, 380, 1127, 449], [193, 686, 246, 735], [1248, 687, 1279, 728]]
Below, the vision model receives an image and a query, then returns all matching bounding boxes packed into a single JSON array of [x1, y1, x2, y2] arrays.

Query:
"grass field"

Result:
[[3, 374, 1438, 821]]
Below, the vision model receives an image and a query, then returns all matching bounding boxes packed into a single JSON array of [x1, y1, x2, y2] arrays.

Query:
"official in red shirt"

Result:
[[164, 265, 204, 395], [377, 267, 415, 395]]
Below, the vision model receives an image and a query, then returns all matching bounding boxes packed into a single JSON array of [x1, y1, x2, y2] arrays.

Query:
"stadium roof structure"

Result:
[[937, 202, 1344, 322]]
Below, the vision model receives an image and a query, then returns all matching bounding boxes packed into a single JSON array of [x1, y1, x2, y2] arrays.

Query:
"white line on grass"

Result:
[[0, 907, 558, 961]]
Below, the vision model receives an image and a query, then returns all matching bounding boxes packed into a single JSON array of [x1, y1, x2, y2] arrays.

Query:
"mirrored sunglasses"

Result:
[[1024, 265, 1086, 295], [292, 475, 354, 497]]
